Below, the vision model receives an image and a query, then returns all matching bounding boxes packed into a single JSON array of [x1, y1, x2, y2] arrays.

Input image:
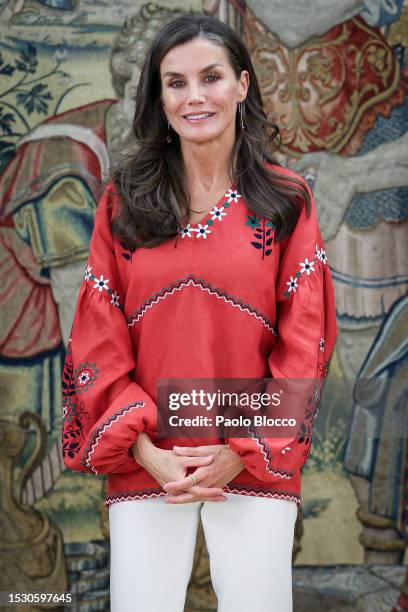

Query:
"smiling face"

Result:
[[160, 36, 249, 146]]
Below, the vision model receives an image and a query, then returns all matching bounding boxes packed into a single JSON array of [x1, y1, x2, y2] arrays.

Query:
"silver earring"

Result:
[[163, 110, 172, 143], [166, 120, 172, 143], [238, 101, 245, 130]]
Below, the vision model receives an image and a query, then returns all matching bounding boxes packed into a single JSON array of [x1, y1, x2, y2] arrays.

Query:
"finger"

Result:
[[164, 480, 225, 496], [192, 486, 226, 497], [164, 476, 209, 490], [164, 481, 226, 496], [165, 493, 196, 504], [173, 446, 208, 455], [166, 494, 227, 504], [163, 477, 200, 493], [182, 455, 213, 467]]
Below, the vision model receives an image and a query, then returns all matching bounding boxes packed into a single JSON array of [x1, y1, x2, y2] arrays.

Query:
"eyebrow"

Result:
[[162, 62, 223, 79]]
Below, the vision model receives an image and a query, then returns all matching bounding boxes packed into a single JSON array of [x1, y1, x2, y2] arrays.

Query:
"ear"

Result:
[[239, 70, 250, 100]]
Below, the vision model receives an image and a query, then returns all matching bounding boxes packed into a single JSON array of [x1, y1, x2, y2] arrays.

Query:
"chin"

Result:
[[180, 128, 226, 144]]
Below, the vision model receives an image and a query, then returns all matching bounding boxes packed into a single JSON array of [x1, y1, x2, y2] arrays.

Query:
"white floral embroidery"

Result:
[[93, 274, 109, 292], [281, 446, 292, 455], [111, 291, 120, 307], [319, 338, 325, 351], [78, 371, 91, 385], [225, 188, 241, 204], [196, 224, 212, 239], [315, 245, 328, 264], [299, 258, 315, 275], [210, 206, 227, 221], [181, 224, 193, 238], [284, 245, 328, 298], [84, 268, 123, 309], [319, 249, 327, 264], [179, 189, 242, 238], [286, 276, 299, 293]]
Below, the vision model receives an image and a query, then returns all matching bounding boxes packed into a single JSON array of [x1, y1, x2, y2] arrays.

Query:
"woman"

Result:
[[61, 13, 337, 612]]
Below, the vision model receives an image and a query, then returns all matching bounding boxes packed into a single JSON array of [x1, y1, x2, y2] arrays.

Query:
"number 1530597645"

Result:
[[4, 592, 74, 607]]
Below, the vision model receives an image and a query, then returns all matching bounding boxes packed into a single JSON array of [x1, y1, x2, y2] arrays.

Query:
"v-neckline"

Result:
[[179, 184, 242, 240]]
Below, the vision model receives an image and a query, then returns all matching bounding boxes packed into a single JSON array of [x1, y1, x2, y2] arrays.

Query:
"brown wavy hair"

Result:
[[110, 13, 311, 250]]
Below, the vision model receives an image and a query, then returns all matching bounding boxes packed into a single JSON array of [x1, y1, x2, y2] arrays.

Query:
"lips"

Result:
[[183, 112, 216, 120]]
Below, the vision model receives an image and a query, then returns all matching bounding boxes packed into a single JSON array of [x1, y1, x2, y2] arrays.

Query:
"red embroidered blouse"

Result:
[[61, 164, 337, 507]]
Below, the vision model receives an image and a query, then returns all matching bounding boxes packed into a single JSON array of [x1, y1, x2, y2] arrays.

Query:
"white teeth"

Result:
[[185, 113, 213, 119]]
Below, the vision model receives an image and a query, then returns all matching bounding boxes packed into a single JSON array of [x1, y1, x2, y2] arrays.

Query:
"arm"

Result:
[[226, 175, 338, 481], [61, 181, 157, 475]]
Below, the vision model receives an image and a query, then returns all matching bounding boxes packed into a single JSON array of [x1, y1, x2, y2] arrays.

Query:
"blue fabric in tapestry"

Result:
[[345, 93, 408, 230], [37, 0, 75, 9], [361, 0, 404, 27]]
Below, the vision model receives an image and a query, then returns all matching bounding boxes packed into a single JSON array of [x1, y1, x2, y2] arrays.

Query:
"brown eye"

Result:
[[205, 73, 220, 82], [169, 80, 184, 88]]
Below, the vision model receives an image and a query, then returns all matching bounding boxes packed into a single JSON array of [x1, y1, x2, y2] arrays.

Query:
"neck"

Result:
[[180, 125, 235, 192]]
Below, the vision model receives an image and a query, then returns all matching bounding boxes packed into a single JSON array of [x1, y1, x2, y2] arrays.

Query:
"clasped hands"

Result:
[[164, 444, 245, 504], [131, 434, 245, 504]]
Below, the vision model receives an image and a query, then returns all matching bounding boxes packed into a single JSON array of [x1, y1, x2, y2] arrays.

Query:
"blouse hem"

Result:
[[104, 484, 300, 506]]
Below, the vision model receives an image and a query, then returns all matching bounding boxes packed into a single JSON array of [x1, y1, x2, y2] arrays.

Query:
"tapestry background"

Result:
[[0, 0, 407, 607]]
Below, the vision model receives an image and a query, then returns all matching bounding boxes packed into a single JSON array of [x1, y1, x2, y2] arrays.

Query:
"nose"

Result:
[[186, 81, 206, 105]]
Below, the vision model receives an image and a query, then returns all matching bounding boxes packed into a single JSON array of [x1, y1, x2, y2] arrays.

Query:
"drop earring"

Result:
[[163, 110, 172, 143], [238, 101, 245, 130]]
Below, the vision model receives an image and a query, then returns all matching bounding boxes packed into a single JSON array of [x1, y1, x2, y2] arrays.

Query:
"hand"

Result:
[[131, 434, 225, 502], [163, 444, 245, 504]]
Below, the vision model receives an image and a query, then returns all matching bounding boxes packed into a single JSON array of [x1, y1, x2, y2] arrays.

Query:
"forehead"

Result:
[[160, 37, 230, 76]]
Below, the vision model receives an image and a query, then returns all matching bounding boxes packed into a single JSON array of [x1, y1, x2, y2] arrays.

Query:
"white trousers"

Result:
[[109, 493, 298, 612]]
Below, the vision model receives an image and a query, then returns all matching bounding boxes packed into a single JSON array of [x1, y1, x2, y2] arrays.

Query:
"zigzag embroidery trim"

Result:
[[104, 486, 300, 506], [82, 401, 145, 474], [127, 274, 277, 335], [105, 489, 166, 506], [223, 485, 300, 504], [283, 243, 328, 299], [248, 425, 295, 480]]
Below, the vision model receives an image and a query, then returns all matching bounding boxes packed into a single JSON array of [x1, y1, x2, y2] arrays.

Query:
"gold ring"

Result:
[[189, 474, 198, 486]]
